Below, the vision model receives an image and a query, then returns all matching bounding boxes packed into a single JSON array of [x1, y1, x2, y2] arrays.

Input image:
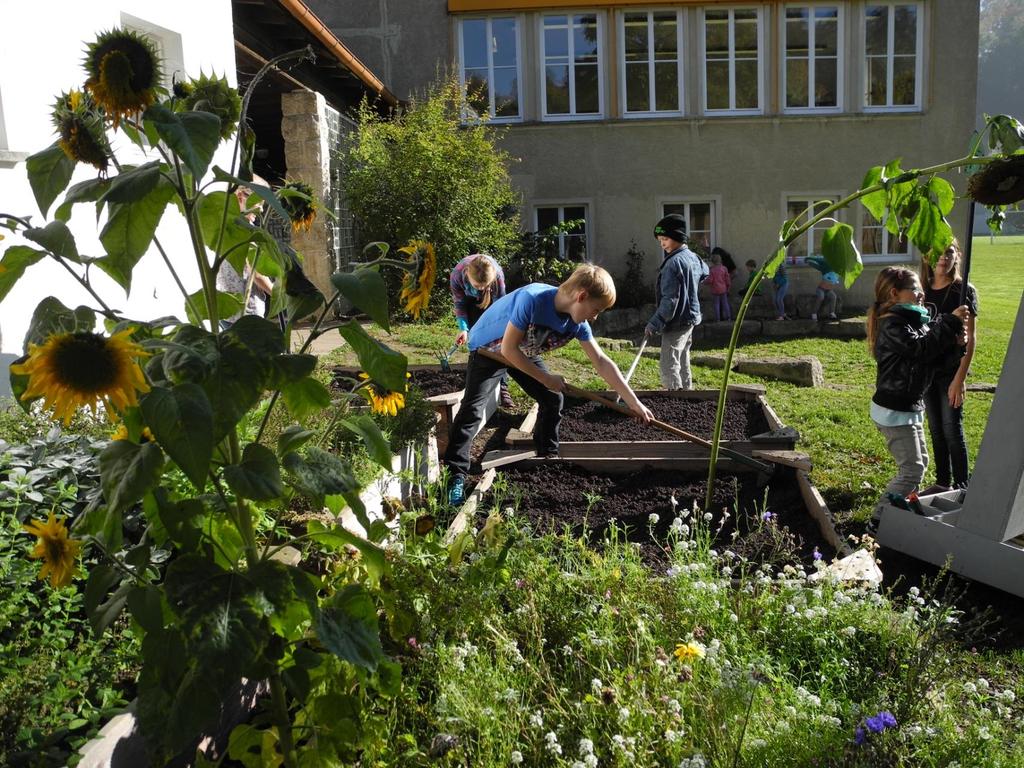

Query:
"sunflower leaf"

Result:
[[211, 166, 292, 226], [277, 424, 314, 457], [100, 161, 163, 204], [24, 221, 80, 262], [0, 246, 47, 304], [906, 197, 954, 256], [55, 177, 112, 223], [331, 268, 390, 331], [197, 191, 251, 256], [25, 142, 75, 218], [98, 177, 176, 292], [100, 440, 165, 515], [140, 383, 215, 490], [223, 443, 283, 501], [306, 520, 387, 585], [281, 377, 332, 422], [183, 288, 244, 326], [820, 222, 863, 289], [337, 320, 407, 393], [23, 297, 96, 348], [144, 104, 221, 179], [340, 415, 393, 470], [315, 584, 384, 671]]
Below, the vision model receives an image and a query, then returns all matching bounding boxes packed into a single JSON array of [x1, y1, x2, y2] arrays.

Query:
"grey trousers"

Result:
[[876, 422, 929, 499], [660, 324, 695, 390]]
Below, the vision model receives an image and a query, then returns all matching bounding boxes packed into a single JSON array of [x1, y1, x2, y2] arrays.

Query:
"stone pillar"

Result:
[[282, 90, 333, 297]]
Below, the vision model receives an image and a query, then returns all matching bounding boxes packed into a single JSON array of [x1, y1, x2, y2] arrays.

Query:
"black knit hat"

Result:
[[654, 213, 687, 243]]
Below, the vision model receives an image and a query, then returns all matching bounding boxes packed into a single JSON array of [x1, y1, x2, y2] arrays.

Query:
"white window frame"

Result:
[[457, 15, 524, 123], [781, 3, 845, 114], [617, 8, 685, 118], [658, 198, 721, 252], [121, 13, 184, 91], [534, 202, 591, 260], [861, 1, 924, 112], [539, 12, 606, 121], [859, 209, 914, 264], [700, 6, 765, 116], [782, 193, 843, 265]]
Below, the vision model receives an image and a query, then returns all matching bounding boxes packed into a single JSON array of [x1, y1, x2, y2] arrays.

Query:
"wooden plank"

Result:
[[758, 394, 786, 432], [444, 468, 497, 545], [480, 449, 538, 470], [796, 470, 850, 556], [510, 456, 754, 474], [751, 449, 812, 471]]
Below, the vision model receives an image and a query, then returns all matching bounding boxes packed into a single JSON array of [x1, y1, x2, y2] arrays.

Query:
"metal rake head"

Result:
[[435, 344, 457, 371]]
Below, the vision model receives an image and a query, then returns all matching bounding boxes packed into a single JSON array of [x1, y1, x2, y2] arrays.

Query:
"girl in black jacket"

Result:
[[865, 267, 968, 522]]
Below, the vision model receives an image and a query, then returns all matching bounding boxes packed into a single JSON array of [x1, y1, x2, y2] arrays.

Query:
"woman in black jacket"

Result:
[[865, 267, 968, 523]]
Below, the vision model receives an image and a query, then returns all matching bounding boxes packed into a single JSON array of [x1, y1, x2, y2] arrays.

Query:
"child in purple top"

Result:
[[450, 254, 512, 408]]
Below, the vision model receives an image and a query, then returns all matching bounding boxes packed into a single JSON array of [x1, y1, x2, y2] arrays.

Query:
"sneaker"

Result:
[[827, 313, 838, 321], [448, 476, 465, 506], [920, 484, 950, 496], [810, 313, 818, 321], [499, 387, 515, 410]]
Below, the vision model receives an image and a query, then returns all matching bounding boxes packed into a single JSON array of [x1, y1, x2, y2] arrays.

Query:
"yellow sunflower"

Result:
[[52, 90, 110, 172], [83, 28, 162, 128], [11, 330, 150, 425], [357, 371, 408, 416], [279, 180, 318, 232], [398, 240, 437, 320], [23, 512, 82, 588]]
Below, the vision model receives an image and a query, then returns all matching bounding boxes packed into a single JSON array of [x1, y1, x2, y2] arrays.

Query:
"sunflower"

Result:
[[182, 71, 241, 140], [111, 423, 155, 442], [11, 330, 150, 425], [51, 90, 110, 172], [83, 28, 162, 128], [23, 512, 82, 588], [398, 240, 437, 320], [967, 156, 1024, 206], [279, 180, 317, 232], [357, 371, 408, 416]]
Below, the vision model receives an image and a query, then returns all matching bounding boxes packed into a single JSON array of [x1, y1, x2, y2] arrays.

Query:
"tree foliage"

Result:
[[341, 77, 521, 316]]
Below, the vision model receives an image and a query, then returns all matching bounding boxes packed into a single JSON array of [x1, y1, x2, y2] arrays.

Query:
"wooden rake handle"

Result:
[[476, 348, 771, 473]]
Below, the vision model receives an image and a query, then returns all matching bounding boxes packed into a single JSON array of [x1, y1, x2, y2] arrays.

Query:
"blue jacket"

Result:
[[648, 246, 709, 332]]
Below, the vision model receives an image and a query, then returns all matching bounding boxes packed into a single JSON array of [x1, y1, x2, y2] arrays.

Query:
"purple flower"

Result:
[[762, 510, 775, 522], [865, 715, 886, 734], [813, 547, 822, 561], [878, 711, 897, 728], [854, 727, 866, 745]]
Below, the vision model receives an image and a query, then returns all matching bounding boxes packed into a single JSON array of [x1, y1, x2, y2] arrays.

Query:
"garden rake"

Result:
[[476, 349, 772, 473], [436, 342, 460, 371]]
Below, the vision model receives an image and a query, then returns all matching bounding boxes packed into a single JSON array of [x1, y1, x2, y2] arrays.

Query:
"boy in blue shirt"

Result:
[[444, 264, 654, 504]]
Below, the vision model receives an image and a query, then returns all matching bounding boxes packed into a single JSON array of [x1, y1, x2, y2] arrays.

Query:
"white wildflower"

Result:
[[529, 711, 543, 728], [510, 750, 523, 765], [649, 513, 660, 525], [618, 706, 630, 723], [579, 738, 594, 755]]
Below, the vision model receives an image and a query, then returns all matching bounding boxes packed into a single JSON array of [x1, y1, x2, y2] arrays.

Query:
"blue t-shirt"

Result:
[[468, 283, 592, 356]]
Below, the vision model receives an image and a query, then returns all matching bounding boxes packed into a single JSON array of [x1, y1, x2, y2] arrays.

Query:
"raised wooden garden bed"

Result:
[[507, 385, 797, 459]]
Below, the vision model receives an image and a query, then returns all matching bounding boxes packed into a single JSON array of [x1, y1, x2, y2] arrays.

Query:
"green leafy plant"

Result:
[[507, 218, 584, 288], [0, 34, 439, 767], [617, 240, 649, 309], [704, 113, 1024, 510]]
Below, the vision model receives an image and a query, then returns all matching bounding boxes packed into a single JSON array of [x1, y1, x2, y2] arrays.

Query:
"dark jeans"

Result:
[[465, 303, 509, 392], [923, 372, 969, 488], [444, 351, 562, 478]]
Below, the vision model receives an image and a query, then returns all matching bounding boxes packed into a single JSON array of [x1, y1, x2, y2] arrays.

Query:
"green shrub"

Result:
[[616, 240, 649, 309]]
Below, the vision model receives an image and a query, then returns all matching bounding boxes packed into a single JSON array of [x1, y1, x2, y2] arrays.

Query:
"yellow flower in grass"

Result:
[[84, 28, 162, 128], [673, 641, 706, 664], [11, 330, 150, 425], [357, 371, 409, 416], [398, 240, 436, 320], [23, 512, 81, 588]]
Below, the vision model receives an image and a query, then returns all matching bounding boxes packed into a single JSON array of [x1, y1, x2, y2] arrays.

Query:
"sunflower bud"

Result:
[[182, 71, 241, 140], [83, 28, 162, 128], [51, 90, 110, 172], [279, 180, 318, 232], [967, 156, 1024, 207]]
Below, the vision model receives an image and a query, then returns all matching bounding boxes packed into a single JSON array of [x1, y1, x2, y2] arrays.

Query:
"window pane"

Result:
[[493, 68, 519, 116], [865, 6, 888, 56], [624, 14, 648, 62], [891, 233, 909, 254], [574, 65, 600, 113], [706, 61, 729, 109], [894, 5, 917, 55], [625, 62, 649, 112], [735, 59, 759, 109], [787, 15, 809, 55], [462, 19, 488, 69], [705, 15, 728, 58], [546, 65, 570, 113], [537, 207, 559, 231], [734, 17, 759, 56], [861, 224, 882, 255], [893, 55, 916, 104], [492, 18, 517, 68], [545, 24, 568, 60], [867, 56, 887, 105], [787, 59, 809, 108], [663, 203, 686, 217], [565, 206, 587, 224], [465, 68, 489, 113], [690, 203, 712, 235], [654, 62, 679, 111], [653, 15, 678, 61], [814, 58, 837, 107], [573, 15, 599, 64], [815, 12, 838, 55], [566, 234, 587, 260]]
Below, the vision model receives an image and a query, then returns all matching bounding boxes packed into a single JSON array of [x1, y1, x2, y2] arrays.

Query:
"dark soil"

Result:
[[496, 463, 829, 569], [557, 395, 769, 442], [409, 369, 467, 398]]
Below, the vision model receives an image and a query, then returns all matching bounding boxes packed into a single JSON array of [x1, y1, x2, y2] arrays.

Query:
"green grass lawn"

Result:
[[326, 236, 1024, 524]]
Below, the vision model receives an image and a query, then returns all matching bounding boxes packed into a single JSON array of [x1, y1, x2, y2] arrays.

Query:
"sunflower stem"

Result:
[[269, 674, 298, 768], [172, 152, 221, 330]]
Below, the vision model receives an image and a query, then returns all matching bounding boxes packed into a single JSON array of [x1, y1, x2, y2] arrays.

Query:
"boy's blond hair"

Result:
[[559, 263, 616, 308]]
